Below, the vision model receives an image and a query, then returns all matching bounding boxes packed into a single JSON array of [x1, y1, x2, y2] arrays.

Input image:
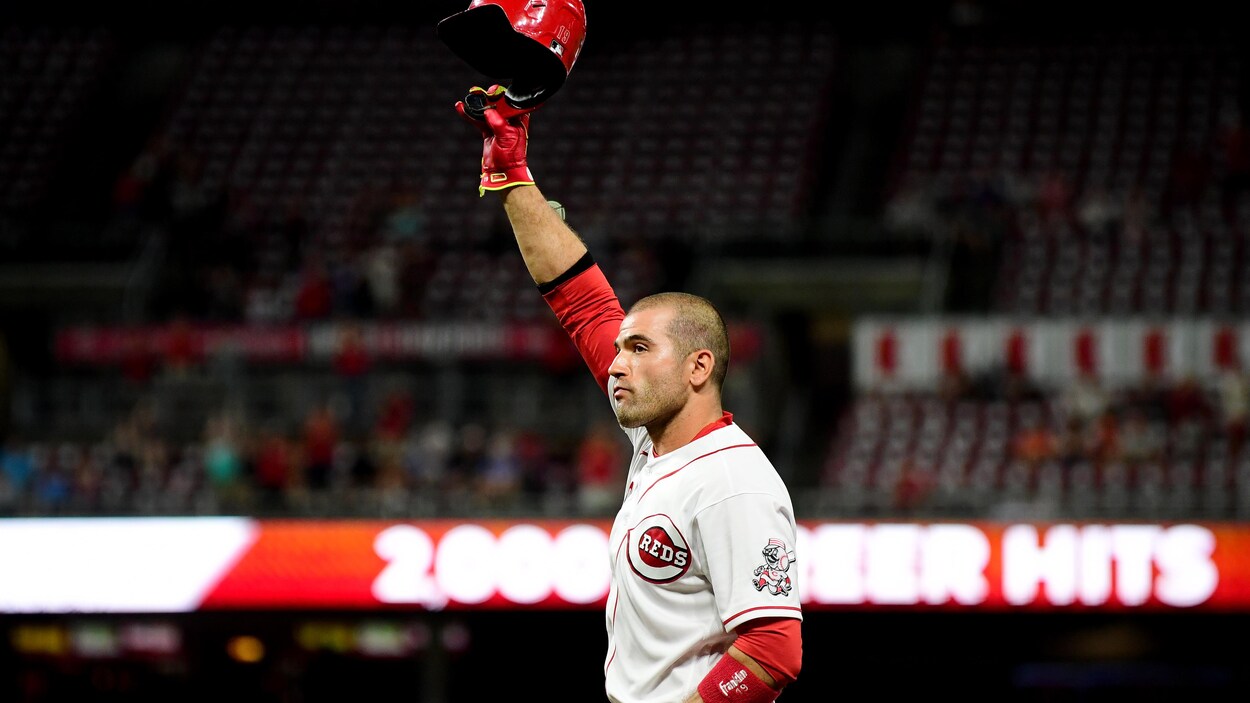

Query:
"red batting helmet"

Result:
[[437, 0, 588, 109]]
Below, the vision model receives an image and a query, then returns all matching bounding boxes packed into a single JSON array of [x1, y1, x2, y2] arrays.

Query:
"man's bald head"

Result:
[[628, 292, 730, 391]]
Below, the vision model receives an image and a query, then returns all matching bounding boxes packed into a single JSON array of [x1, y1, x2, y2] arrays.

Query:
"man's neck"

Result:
[[647, 401, 726, 457]]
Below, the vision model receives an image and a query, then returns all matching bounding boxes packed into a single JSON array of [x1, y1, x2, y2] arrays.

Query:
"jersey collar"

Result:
[[649, 411, 734, 459], [691, 411, 734, 442]]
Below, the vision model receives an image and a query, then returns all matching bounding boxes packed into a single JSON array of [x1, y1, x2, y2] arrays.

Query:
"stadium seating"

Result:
[[0, 26, 113, 211], [820, 388, 1249, 519], [819, 26, 1250, 520], [6, 18, 1250, 521], [888, 28, 1247, 316], [144, 21, 837, 325], [0, 18, 845, 518]]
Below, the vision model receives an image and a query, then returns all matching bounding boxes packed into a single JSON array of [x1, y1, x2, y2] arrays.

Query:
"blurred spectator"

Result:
[[1129, 375, 1171, 423], [893, 459, 935, 512], [1035, 169, 1073, 222], [330, 254, 375, 318], [164, 444, 202, 513], [1055, 415, 1087, 468], [368, 425, 405, 511], [1168, 377, 1213, 460], [252, 424, 293, 513], [163, 315, 201, 377], [574, 421, 626, 515], [476, 428, 522, 511], [120, 333, 157, 385], [1011, 415, 1058, 468], [1086, 409, 1122, 465], [0, 436, 35, 513], [373, 446, 410, 516], [347, 440, 379, 492], [203, 412, 248, 512], [1001, 366, 1044, 404], [884, 175, 938, 235], [1117, 407, 1164, 464], [107, 416, 141, 499], [1167, 376, 1213, 426], [32, 443, 72, 514], [403, 419, 454, 500], [447, 422, 489, 501], [515, 428, 560, 506], [379, 190, 427, 244], [1217, 366, 1249, 450], [1075, 183, 1122, 241], [134, 436, 172, 513], [1061, 372, 1109, 429], [69, 443, 106, 513], [364, 243, 402, 317], [374, 389, 414, 443], [0, 462, 16, 515], [327, 440, 378, 514], [294, 259, 334, 321], [333, 324, 372, 430], [302, 402, 340, 493]]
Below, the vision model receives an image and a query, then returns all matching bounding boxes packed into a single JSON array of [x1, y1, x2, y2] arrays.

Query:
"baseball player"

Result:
[[454, 85, 803, 703]]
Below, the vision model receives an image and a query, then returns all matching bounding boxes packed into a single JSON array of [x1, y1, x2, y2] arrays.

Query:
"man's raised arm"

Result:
[[455, 85, 587, 286], [455, 85, 623, 393], [500, 184, 587, 287]]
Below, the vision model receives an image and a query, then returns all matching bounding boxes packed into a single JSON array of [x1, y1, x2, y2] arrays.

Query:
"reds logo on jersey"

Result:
[[752, 537, 795, 597], [627, 514, 691, 584]]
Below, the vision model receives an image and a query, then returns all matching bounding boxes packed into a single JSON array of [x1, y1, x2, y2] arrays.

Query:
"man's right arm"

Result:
[[500, 186, 624, 395], [497, 184, 587, 287], [467, 97, 588, 287], [459, 89, 624, 393]]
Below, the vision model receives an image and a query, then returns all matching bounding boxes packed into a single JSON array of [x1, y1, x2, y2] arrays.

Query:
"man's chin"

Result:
[[614, 410, 645, 429]]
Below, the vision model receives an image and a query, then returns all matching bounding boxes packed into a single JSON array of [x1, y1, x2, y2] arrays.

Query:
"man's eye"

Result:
[[633, 344, 647, 353]]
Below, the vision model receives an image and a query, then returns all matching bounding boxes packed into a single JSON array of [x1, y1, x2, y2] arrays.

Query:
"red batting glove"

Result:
[[455, 84, 536, 197]]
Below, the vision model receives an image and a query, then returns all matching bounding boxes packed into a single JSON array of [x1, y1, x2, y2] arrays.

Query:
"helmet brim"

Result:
[[437, 5, 569, 108]]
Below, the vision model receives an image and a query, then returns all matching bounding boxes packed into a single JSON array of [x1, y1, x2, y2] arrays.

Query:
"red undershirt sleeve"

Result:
[[731, 617, 802, 688], [538, 254, 626, 395]]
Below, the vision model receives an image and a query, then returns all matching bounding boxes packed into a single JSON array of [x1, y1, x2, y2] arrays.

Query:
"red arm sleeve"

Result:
[[540, 260, 625, 395], [732, 617, 802, 688]]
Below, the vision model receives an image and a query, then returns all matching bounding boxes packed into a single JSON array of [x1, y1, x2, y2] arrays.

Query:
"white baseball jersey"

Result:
[[603, 378, 803, 703]]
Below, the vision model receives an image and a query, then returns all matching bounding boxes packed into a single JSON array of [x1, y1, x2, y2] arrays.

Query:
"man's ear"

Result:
[[689, 349, 715, 387]]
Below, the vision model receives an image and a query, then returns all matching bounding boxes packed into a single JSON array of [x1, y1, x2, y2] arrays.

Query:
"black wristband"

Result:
[[537, 252, 596, 295]]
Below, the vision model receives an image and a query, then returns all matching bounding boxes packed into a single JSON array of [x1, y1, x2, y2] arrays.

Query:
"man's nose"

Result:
[[608, 351, 627, 377]]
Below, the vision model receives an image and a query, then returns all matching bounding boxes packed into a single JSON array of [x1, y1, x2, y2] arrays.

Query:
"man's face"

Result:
[[609, 306, 690, 429]]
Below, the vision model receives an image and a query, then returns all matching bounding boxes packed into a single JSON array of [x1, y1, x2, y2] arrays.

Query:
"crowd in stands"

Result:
[[823, 360, 1250, 520], [111, 132, 670, 327], [7, 20, 1250, 522], [0, 386, 628, 518]]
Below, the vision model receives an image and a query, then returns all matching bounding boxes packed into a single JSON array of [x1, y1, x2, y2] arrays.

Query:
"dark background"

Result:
[[5, 609, 1250, 701], [2, 1, 1248, 701]]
